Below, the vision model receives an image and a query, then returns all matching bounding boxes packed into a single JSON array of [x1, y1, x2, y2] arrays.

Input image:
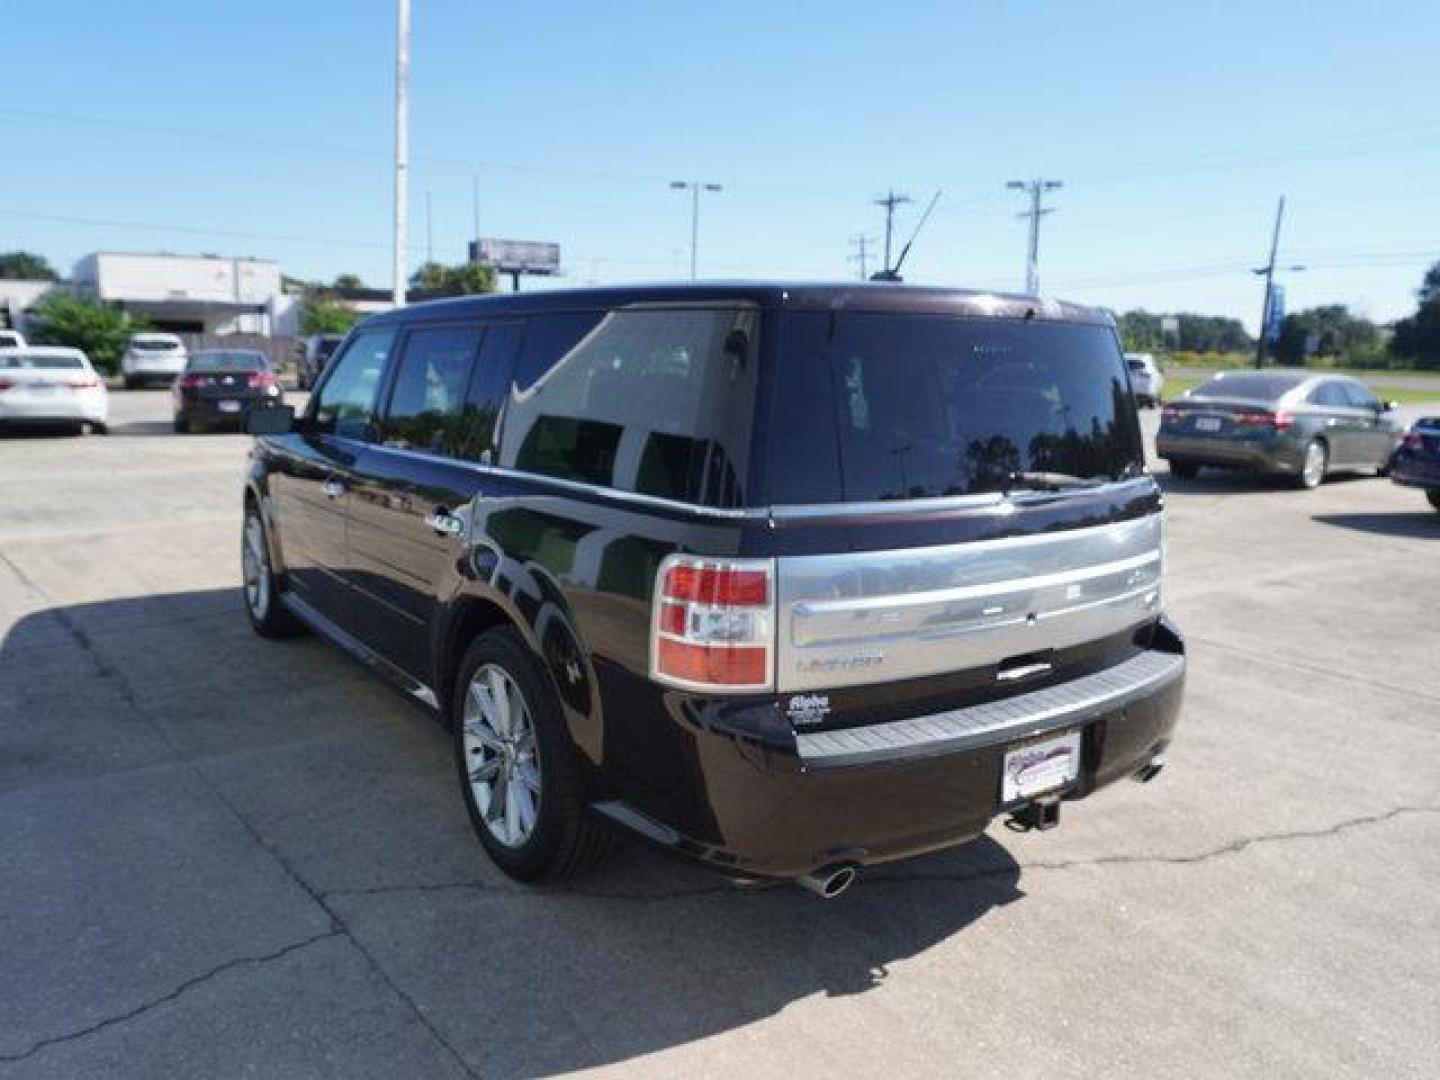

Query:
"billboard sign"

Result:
[[1264, 284, 1286, 344], [469, 239, 561, 276]]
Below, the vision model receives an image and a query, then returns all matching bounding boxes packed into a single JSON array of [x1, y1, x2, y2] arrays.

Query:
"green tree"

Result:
[[1117, 310, 1163, 352], [0, 251, 59, 281], [409, 261, 497, 296], [1275, 305, 1380, 366], [1390, 261, 1440, 370], [1176, 314, 1251, 353], [28, 294, 147, 374], [331, 273, 364, 289], [300, 296, 359, 335]]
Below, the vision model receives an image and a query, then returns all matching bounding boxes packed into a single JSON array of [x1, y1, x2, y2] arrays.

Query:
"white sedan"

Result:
[[0, 346, 109, 434]]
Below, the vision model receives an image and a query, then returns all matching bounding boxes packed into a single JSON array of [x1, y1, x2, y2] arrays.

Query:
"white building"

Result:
[[71, 252, 293, 336], [0, 279, 61, 332]]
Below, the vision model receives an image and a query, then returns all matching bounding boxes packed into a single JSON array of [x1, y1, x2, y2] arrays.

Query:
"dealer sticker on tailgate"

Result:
[[1002, 730, 1081, 803]]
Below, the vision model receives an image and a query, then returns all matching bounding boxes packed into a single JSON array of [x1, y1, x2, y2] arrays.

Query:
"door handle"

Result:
[[322, 477, 348, 500], [424, 509, 465, 537]]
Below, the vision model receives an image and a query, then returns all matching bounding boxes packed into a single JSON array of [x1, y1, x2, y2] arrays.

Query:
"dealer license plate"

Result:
[[217, 400, 242, 413], [1002, 730, 1081, 803]]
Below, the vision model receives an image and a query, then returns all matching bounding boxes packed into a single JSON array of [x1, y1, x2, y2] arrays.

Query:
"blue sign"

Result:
[[1264, 284, 1286, 344]]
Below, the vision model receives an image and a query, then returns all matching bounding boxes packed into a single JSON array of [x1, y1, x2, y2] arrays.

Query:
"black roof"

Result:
[[362, 282, 1113, 328]]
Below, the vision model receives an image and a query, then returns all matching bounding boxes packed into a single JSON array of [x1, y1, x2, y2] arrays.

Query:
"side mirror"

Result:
[[245, 404, 295, 435]]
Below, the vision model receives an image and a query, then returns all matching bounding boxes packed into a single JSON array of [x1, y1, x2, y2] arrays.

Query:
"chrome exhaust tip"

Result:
[[1135, 753, 1167, 783], [796, 863, 859, 900]]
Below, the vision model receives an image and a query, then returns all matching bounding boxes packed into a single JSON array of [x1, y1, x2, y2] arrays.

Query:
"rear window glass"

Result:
[[188, 351, 266, 372], [1192, 373, 1302, 401], [772, 314, 1143, 503], [0, 353, 84, 370], [131, 338, 182, 351], [498, 308, 758, 507]]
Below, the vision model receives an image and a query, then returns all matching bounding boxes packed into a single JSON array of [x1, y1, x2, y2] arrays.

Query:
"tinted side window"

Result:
[[1308, 382, 1347, 408], [377, 326, 480, 455], [458, 322, 523, 463], [312, 330, 394, 439], [498, 308, 759, 507]]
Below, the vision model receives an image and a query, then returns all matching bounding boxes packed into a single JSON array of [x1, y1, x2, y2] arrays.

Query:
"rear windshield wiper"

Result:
[[1005, 470, 1106, 494]]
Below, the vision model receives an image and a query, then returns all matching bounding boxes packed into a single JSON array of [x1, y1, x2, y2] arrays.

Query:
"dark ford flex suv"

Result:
[[241, 285, 1185, 896]]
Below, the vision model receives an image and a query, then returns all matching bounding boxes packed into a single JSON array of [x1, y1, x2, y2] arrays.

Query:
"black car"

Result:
[[1391, 416, 1440, 512], [173, 349, 285, 432], [240, 284, 1185, 896]]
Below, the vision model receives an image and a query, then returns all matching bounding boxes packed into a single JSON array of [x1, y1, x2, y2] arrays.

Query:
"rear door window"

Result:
[[1308, 382, 1348, 408], [497, 307, 759, 507], [771, 313, 1143, 503], [376, 326, 481, 454]]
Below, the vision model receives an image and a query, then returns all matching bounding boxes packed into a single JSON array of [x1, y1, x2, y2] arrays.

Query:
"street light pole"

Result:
[[670, 181, 722, 280], [1252, 196, 1287, 369], [392, 0, 410, 307]]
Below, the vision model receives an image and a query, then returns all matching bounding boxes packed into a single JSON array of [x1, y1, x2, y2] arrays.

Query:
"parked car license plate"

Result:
[[1195, 416, 1222, 432], [1002, 730, 1081, 803], [217, 400, 242, 413]]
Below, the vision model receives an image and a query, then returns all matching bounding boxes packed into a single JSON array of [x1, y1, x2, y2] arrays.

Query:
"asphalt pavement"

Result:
[[1, 390, 1437, 1079]]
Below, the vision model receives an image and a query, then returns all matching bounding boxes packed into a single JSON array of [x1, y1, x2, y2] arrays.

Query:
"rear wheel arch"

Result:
[[437, 596, 520, 726]]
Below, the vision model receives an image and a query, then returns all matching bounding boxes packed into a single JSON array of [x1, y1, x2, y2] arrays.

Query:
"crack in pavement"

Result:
[[1184, 632, 1440, 707], [0, 930, 343, 1065], [1, 560, 484, 1080], [323, 804, 1440, 904]]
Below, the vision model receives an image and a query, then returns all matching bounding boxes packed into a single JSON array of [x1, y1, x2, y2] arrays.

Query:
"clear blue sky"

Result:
[[4, 0, 1438, 329]]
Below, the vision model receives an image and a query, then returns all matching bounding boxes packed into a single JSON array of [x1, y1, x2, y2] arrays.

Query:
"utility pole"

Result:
[[424, 190, 433, 264], [874, 191, 911, 276], [471, 174, 481, 264], [1253, 196, 1286, 369], [392, 0, 410, 306], [1006, 178, 1063, 294], [669, 181, 723, 279], [848, 235, 876, 281]]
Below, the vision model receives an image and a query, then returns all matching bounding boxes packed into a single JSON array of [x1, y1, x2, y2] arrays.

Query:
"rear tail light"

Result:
[[1234, 409, 1294, 431], [247, 371, 278, 389], [651, 556, 775, 692], [177, 374, 205, 390], [1160, 406, 1182, 424], [1402, 431, 1426, 450], [66, 376, 100, 389], [0, 378, 13, 392]]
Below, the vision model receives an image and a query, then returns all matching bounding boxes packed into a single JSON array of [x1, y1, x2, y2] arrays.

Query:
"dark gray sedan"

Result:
[[1157, 372, 1402, 488]]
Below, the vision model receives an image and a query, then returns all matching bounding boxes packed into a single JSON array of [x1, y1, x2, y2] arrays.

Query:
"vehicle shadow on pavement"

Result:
[[1154, 470, 1380, 495], [1311, 512, 1440, 539], [0, 588, 1025, 1078]]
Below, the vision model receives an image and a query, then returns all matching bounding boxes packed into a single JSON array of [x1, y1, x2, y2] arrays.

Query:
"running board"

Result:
[[281, 592, 440, 711]]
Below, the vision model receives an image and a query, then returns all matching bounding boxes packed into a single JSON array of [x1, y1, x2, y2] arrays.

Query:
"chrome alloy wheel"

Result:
[[242, 512, 271, 619], [462, 663, 541, 848], [1302, 441, 1326, 488]]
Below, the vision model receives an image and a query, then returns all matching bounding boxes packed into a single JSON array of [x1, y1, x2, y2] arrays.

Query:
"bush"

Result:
[[300, 296, 359, 335], [28, 294, 147, 374]]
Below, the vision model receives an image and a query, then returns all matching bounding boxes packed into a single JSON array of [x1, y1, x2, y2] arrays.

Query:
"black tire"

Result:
[[453, 628, 611, 883], [1427, 490, 1440, 514], [1295, 438, 1328, 490], [1168, 460, 1199, 480], [242, 502, 304, 638], [173, 415, 190, 434]]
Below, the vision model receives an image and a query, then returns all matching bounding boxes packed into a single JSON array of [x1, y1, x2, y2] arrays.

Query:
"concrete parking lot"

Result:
[[2, 390, 1437, 1079]]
